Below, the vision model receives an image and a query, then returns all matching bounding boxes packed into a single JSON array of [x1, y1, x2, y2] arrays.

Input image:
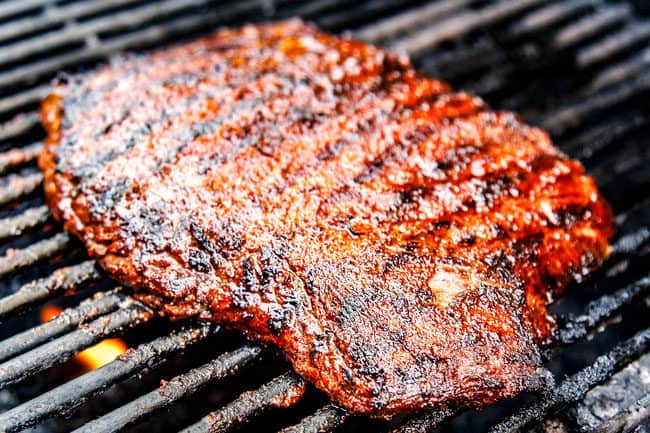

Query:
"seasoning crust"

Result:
[[39, 20, 614, 416]]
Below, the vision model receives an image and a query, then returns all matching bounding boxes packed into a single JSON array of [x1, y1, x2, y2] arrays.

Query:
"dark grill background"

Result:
[[0, 1, 648, 432]]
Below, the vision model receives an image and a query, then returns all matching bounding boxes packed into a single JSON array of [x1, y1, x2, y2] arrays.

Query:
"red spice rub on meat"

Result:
[[39, 20, 614, 416]]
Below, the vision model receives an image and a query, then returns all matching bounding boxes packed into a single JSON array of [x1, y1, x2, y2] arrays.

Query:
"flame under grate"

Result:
[[0, 1, 649, 432]]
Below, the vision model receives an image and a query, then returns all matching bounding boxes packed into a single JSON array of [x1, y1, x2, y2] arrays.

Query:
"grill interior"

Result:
[[0, 0, 649, 432]]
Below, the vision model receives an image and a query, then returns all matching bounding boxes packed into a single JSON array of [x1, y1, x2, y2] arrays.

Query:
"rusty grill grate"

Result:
[[0, 0, 649, 432]]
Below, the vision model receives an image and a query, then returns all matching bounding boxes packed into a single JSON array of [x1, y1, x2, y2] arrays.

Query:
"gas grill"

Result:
[[0, 0, 649, 432]]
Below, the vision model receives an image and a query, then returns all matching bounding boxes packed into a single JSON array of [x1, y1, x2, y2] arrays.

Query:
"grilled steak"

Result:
[[39, 20, 614, 416]]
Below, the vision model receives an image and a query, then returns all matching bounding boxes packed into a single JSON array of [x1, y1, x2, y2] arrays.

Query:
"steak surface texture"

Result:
[[39, 20, 614, 416]]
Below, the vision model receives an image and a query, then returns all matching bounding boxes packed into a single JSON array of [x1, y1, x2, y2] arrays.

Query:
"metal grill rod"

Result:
[[0, 0, 166, 44], [0, 0, 278, 90], [0, 325, 213, 433], [0, 142, 43, 176], [0, 85, 49, 116], [0, 232, 71, 279], [508, 0, 594, 38], [0, 113, 40, 143], [589, 394, 650, 433], [0, 0, 225, 67], [538, 69, 650, 136], [74, 345, 263, 433], [353, 0, 473, 43], [389, 0, 546, 56], [278, 404, 349, 433], [577, 21, 650, 68], [0, 260, 101, 319], [0, 172, 42, 206], [315, 0, 422, 32], [0, 0, 53, 21], [552, 275, 650, 349], [180, 371, 306, 433], [488, 327, 650, 433], [0, 298, 151, 389], [0, 205, 50, 242], [587, 46, 650, 94], [0, 290, 123, 362], [561, 113, 648, 161], [390, 408, 456, 433], [551, 3, 632, 50]]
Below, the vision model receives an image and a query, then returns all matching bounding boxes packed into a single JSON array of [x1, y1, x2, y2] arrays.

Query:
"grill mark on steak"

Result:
[[39, 20, 614, 417]]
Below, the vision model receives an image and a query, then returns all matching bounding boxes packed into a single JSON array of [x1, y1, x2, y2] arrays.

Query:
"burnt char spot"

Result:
[[189, 220, 229, 270], [382, 252, 414, 274], [317, 140, 346, 160], [187, 248, 212, 272], [95, 107, 132, 138], [550, 204, 593, 229], [124, 205, 170, 252], [231, 284, 254, 310], [484, 251, 516, 284], [89, 177, 131, 217], [396, 187, 423, 209], [267, 305, 294, 334], [75, 123, 152, 182], [260, 245, 283, 284], [458, 232, 476, 246], [242, 257, 260, 292]]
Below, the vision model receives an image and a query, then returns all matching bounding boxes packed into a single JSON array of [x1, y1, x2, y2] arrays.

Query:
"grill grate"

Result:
[[0, 0, 649, 432]]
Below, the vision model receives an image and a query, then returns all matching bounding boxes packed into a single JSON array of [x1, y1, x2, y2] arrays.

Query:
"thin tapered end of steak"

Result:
[[39, 20, 614, 417]]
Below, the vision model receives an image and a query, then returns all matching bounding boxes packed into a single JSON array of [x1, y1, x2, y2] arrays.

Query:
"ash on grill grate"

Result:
[[570, 351, 650, 432], [0, 1, 649, 432]]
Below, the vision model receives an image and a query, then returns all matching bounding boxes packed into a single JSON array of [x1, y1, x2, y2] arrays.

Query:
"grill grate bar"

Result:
[[0, 86, 49, 117], [74, 345, 263, 433], [180, 372, 307, 433], [280, 0, 360, 21], [611, 199, 650, 255], [551, 3, 632, 50], [577, 21, 650, 68], [0, 113, 40, 143], [508, 0, 594, 38], [0, 205, 50, 242], [352, 0, 473, 44], [0, 172, 42, 206], [0, 0, 52, 22], [0, 232, 71, 279], [0, 297, 152, 389], [388, 0, 546, 56], [315, 0, 422, 32], [0, 142, 43, 176], [561, 112, 648, 161], [553, 275, 650, 349], [0, 325, 213, 433], [488, 327, 650, 433], [417, 38, 504, 80], [0, 0, 225, 67], [390, 408, 456, 433], [538, 69, 650, 136], [586, 46, 650, 94], [0, 0, 281, 90], [0, 290, 123, 362], [0, 260, 101, 319], [278, 404, 348, 433], [589, 393, 650, 433], [0, 0, 166, 44]]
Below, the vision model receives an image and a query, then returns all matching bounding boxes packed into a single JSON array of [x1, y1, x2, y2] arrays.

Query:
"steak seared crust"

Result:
[[39, 20, 614, 416]]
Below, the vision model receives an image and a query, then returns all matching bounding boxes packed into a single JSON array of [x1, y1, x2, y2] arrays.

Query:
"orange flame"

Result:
[[40, 304, 128, 371]]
